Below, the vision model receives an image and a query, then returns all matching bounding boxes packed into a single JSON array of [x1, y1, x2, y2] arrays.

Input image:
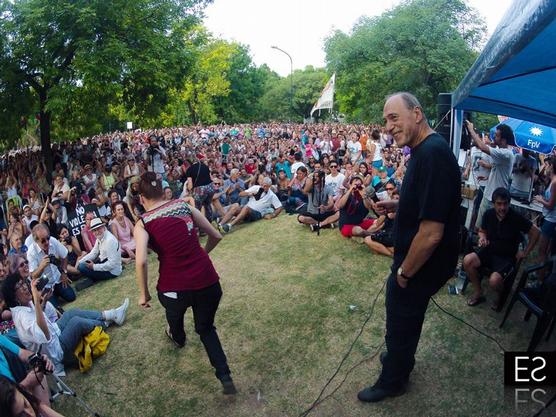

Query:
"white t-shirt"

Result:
[[470, 147, 492, 187], [483, 147, 514, 201], [325, 173, 346, 197], [291, 162, 306, 176], [347, 141, 362, 163], [245, 186, 282, 213]]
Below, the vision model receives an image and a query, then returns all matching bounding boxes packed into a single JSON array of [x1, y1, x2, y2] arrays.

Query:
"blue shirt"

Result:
[[275, 161, 292, 179], [0, 334, 21, 382]]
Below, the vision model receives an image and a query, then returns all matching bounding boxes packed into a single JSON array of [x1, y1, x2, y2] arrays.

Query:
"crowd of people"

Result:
[[0, 113, 555, 413]]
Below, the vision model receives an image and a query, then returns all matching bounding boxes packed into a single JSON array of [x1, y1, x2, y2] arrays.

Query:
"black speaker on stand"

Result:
[[436, 93, 452, 144]]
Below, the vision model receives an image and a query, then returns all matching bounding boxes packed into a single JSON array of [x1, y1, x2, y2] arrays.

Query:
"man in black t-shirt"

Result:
[[463, 187, 539, 308], [184, 153, 214, 220], [358, 92, 461, 403]]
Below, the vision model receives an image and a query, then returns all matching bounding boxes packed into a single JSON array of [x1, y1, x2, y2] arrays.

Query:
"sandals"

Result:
[[467, 295, 486, 307]]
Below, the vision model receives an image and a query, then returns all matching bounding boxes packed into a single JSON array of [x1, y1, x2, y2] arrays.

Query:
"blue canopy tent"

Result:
[[450, 0, 556, 155]]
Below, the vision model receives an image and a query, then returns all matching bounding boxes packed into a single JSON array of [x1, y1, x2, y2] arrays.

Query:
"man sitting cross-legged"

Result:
[[463, 187, 539, 309], [336, 175, 376, 238], [219, 177, 282, 233]]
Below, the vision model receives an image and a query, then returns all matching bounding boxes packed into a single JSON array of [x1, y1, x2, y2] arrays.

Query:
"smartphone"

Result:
[[36, 276, 49, 292]]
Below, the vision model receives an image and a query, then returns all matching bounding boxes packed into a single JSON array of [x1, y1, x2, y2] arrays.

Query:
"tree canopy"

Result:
[[324, 0, 486, 123]]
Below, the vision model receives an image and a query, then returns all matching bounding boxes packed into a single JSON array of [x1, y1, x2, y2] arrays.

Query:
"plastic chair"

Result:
[[499, 260, 556, 352]]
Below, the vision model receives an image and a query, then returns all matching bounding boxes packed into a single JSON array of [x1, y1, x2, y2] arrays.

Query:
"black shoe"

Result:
[[75, 278, 95, 292], [357, 383, 406, 403], [165, 326, 185, 348], [220, 375, 237, 395], [379, 351, 387, 365]]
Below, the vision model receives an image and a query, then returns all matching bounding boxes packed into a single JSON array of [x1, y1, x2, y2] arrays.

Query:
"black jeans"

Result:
[[377, 273, 445, 390], [157, 282, 231, 379]]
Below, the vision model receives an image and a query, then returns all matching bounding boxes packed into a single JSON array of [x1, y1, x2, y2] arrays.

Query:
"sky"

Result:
[[204, 0, 514, 77]]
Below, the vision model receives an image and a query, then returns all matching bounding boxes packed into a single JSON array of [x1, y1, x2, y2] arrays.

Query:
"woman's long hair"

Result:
[[0, 376, 41, 417]]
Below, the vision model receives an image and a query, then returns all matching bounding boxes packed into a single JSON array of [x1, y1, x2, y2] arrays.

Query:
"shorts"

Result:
[[370, 230, 394, 247], [298, 211, 336, 223], [247, 209, 263, 222], [541, 219, 556, 239], [340, 218, 375, 237], [476, 246, 515, 277]]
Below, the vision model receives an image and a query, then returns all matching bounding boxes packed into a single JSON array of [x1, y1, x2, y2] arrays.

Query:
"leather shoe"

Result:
[[357, 383, 406, 403]]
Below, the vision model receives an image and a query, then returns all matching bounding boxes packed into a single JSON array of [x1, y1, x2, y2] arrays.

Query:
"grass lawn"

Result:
[[53, 214, 555, 417]]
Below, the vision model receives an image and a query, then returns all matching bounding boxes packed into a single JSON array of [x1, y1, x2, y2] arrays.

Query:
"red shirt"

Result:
[[244, 163, 256, 174], [142, 200, 219, 291]]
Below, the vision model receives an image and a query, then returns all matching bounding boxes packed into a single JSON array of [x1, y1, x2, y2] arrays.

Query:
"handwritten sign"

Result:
[[67, 204, 99, 236]]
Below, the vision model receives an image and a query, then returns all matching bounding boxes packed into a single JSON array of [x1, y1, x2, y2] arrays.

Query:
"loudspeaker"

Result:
[[437, 93, 452, 143]]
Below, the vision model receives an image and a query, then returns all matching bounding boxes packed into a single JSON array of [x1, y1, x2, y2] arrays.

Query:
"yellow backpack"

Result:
[[74, 326, 111, 373]]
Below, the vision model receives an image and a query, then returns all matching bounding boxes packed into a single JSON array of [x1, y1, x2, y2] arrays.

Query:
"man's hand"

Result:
[[139, 293, 152, 309], [516, 250, 527, 261], [60, 273, 72, 288], [30, 279, 41, 304], [85, 260, 94, 270], [478, 236, 489, 247], [263, 214, 273, 220], [375, 200, 398, 215], [396, 274, 408, 289], [465, 119, 475, 133], [39, 256, 50, 271]]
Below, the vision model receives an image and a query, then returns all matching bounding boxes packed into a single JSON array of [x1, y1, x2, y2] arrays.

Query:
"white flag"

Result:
[[311, 73, 336, 116]]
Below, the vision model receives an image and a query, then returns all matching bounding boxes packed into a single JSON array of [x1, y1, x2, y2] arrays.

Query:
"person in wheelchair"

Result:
[[463, 187, 540, 308]]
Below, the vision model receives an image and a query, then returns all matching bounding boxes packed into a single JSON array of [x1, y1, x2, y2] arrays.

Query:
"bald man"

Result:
[[358, 92, 461, 403]]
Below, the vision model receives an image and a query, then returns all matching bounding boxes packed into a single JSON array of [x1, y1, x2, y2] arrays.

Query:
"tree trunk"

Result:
[[39, 90, 53, 184]]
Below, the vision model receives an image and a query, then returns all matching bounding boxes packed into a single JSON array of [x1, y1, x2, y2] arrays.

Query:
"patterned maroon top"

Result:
[[142, 199, 219, 291]]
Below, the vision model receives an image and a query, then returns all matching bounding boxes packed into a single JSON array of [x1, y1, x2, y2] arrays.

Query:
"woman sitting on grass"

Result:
[[110, 201, 136, 264], [1, 274, 129, 376]]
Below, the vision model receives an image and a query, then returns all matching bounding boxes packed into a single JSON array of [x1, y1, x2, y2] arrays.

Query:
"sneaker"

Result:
[[113, 298, 129, 326], [357, 383, 406, 403], [165, 325, 186, 348], [222, 224, 232, 233], [220, 375, 237, 395], [310, 224, 320, 232]]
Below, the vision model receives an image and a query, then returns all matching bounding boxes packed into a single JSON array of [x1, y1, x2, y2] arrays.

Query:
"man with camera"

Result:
[[336, 175, 376, 238], [143, 137, 167, 176], [298, 170, 336, 232], [77, 218, 122, 283], [27, 224, 76, 308]]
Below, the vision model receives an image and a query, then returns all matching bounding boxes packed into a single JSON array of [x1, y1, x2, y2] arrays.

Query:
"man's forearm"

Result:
[[401, 228, 443, 277]]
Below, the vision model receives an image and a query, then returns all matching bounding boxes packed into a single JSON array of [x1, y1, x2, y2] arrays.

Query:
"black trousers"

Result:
[[157, 281, 231, 379], [377, 273, 446, 390]]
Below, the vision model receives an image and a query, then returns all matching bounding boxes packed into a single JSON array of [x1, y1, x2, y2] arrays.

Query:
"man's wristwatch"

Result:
[[397, 267, 411, 280]]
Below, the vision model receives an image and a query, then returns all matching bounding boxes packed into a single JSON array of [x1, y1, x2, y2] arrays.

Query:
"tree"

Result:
[[0, 0, 208, 175], [324, 0, 486, 123], [259, 66, 329, 121]]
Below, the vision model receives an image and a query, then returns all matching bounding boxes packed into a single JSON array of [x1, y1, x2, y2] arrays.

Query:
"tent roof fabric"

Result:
[[452, 0, 556, 128]]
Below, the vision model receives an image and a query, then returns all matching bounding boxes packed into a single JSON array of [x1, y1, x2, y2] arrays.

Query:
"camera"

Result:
[[27, 353, 51, 374], [48, 255, 61, 268]]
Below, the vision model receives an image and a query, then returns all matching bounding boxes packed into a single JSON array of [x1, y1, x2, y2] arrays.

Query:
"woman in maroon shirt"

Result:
[[133, 172, 236, 395]]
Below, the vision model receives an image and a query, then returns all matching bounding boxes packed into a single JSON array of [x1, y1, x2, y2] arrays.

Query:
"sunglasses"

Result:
[[386, 187, 395, 191], [19, 260, 29, 268], [330, 165, 338, 168]]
